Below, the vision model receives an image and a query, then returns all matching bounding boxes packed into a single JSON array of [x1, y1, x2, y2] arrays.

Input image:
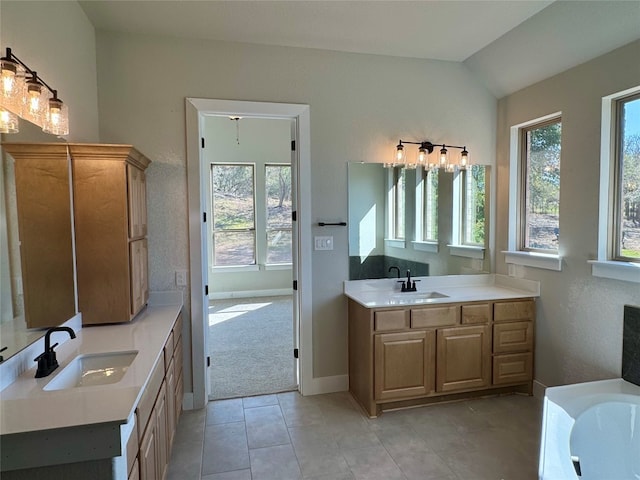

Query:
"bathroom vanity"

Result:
[[345, 274, 539, 417], [0, 294, 183, 480]]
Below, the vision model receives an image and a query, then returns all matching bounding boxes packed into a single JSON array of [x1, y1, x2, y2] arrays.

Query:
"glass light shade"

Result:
[[460, 148, 469, 169], [395, 143, 406, 164], [418, 147, 428, 165], [22, 76, 49, 128], [43, 97, 69, 135], [0, 58, 25, 115], [0, 108, 19, 133], [439, 147, 448, 168]]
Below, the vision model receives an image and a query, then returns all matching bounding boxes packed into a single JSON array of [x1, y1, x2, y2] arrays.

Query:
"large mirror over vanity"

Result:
[[0, 126, 76, 362], [348, 162, 491, 280]]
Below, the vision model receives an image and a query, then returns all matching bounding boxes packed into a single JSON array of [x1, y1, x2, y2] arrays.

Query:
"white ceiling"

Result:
[[80, 0, 640, 97]]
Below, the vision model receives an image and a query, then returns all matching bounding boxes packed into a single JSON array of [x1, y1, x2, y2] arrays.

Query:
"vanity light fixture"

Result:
[[0, 47, 69, 135], [386, 139, 470, 171]]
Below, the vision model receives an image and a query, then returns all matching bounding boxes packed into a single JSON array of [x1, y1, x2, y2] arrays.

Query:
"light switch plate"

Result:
[[314, 236, 333, 251], [175, 270, 188, 286]]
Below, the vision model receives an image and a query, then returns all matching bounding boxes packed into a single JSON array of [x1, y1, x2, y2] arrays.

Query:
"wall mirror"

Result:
[[348, 162, 491, 280], [1, 124, 75, 362]]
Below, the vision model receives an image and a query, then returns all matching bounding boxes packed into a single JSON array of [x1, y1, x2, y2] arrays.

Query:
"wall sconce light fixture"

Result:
[[386, 139, 469, 172], [0, 47, 69, 135]]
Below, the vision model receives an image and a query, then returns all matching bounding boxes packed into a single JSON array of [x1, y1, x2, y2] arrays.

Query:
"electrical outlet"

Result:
[[175, 270, 187, 286]]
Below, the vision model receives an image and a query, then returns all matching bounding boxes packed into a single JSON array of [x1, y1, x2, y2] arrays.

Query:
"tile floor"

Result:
[[166, 391, 543, 480]]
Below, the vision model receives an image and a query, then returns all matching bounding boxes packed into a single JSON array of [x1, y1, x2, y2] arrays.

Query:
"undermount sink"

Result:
[[390, 291, 449, 302], [43, 351, 138, 391]]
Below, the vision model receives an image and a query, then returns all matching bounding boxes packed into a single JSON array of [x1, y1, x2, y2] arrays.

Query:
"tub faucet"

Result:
[[388, 266, 400, 279], [34, 326, 76, 378]]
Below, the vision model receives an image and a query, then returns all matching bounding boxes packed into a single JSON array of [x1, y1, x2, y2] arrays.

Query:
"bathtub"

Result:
[[539, 378, 640, 480]]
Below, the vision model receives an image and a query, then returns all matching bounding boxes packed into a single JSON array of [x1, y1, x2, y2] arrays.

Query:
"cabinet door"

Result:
[[129, 458, 140, 480], [493, 321, 533, 354], [155, 383, 169, 480], [127, 164, 147, 239], [165, 357, 176, 452], [374, 330, 435, 401], [139, 412, 157, 480], [437, 325, 491, 392], [130, 238, 149, 317]]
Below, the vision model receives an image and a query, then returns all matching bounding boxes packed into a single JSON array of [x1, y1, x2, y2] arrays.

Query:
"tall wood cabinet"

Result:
[[2, 143, 76, 328], [70, 144, 151, 325]]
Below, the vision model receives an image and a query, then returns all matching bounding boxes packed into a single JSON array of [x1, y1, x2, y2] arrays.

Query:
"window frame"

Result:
[[413, 167, 438, 252], [519, 117, 562, 254], [210, 162, 257, 269], [591, 86, 640, 283], [505, 112, 563, 271], [385, 166, 406, 246], [264, 163, 293, 266]]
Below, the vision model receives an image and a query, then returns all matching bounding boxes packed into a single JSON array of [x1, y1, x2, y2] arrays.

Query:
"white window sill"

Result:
[[503, 250, 562, 271], [412, 241, 439, 253], [265, 263, 293, 271], [385, 238, 406, 249], [448, 244, 485, 259], [588, 260, 640, 283], [212, 265, 259, 273]]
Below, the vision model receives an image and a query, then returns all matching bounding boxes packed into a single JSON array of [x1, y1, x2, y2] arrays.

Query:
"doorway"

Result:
[[186, 99, 312, 409]]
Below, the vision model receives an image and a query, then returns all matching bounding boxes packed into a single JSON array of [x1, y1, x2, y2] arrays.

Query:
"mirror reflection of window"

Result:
[[462, 165, 486, 246], [387, 167, 405, 240], [423, 169, 439, 242]]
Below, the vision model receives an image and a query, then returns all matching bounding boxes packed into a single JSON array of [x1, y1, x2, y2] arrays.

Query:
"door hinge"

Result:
[[292, 210, 297, 222], [205, 285, 209, 296], [291, 140, 296, 151], [293, 280, 298, 291], [293, 348, 299, 359], [203, 212, 207, 222], [201, 137, 205, 148], [207, 356, 211, 367]]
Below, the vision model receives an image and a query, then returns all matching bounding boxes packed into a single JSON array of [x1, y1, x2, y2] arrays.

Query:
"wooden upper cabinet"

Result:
[[70, 144, 151, 325]]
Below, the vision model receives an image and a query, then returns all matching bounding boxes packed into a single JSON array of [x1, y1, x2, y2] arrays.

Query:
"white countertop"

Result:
[[344, 274, 540, 308], [0, 303, 181, 436]]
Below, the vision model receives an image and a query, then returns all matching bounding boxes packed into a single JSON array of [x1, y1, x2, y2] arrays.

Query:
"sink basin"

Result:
[[389, 291, 449, 303], [43, 351, 138, 391]]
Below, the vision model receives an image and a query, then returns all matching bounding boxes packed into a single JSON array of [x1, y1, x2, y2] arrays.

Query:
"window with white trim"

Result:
[[211, 163, 256, 266], [613, 94, 640, 262], [387, 166, 405, 240], [420, 168, 438, 242], [265, 164, 292, 264]]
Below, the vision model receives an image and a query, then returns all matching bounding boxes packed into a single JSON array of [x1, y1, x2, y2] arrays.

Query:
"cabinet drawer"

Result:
[[173, 312, 183, 348], [136, 356, 164, 440], [461, 303, 491, 324], [493, 353, 532, 385], [494, 300, 535, 323], [493, 321, 533, 353], [411, 305, 458, 328], [174, 336, 183, 380], [374, 310, 409, 331]]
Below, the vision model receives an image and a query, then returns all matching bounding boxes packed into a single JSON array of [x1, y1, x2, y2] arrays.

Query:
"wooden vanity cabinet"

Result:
[[349, 298, 535, 417], [70, 144, 151, 325], [135, 313, 183, 480]]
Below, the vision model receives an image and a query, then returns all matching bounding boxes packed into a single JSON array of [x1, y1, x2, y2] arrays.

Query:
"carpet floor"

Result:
[[208, 295, 296, 400]]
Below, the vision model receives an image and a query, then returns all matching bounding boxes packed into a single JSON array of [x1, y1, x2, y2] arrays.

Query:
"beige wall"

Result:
[[496, 40, 640, 387], [0, 1, 99, 143], [94, 31, 497, 384]]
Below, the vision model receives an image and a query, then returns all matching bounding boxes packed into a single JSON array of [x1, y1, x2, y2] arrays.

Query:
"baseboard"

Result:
[[532, 379, 547, 399], [182, 392, 195, 410], [302, 374, 349, 396], [210, 289, 292, 300]]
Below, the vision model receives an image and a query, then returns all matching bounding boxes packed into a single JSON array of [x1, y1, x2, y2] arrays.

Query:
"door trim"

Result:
[[186, 98, 312, 408]]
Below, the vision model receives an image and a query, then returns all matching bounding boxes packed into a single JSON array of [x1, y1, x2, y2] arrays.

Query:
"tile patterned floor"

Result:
[[167, 391, 543, 480]]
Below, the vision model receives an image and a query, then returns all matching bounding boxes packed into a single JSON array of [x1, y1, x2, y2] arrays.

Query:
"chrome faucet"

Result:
[[34, 326, 76, 378], [398, 269, 420, 292]]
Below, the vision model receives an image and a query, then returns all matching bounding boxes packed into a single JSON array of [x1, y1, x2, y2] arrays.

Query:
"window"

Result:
[[265, 164, 292, 264], [613, 94, 640, 262], [520, 119, 561, 252], [211, 164, 256, 266], [422, 168, 438, 242], [387, 166, 405, 240], [462, 165, 485, 246]]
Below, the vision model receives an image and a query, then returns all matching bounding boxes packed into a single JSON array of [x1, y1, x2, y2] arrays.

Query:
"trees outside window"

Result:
[[265, 164, 292, 264], [462, 165, 485, 245], [521, 119, 561, 252], [615, 95, 640, 260]]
